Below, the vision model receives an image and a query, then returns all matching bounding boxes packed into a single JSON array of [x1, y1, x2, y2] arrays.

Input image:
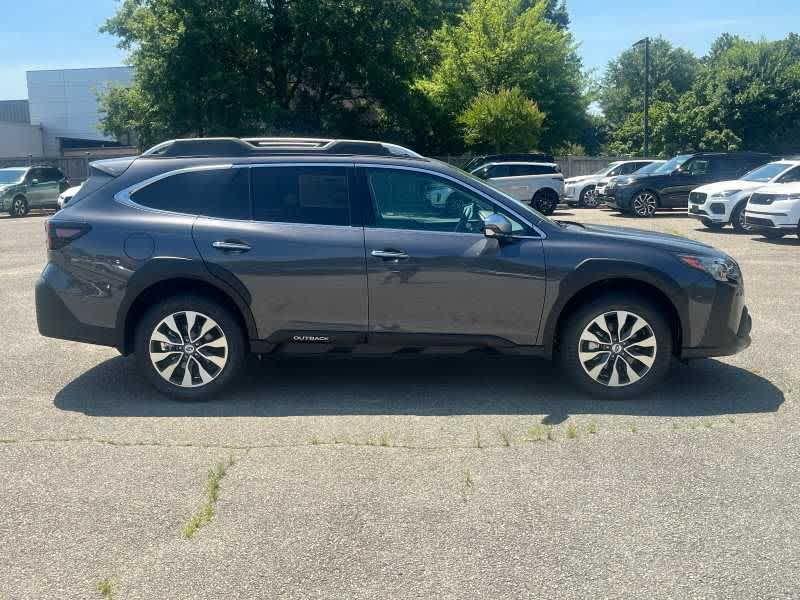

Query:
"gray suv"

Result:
[[36, 138, 751, 400], [0, 165, 68, 217]]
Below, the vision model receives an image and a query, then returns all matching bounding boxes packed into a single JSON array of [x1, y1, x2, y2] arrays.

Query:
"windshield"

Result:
[[653, 154, 692, 175], [632, 161, 666, 176], [591, 162, 620, 176], [740, 162, 789, 182], [452, 164, 556, 226], [0, 168, 26, 184]]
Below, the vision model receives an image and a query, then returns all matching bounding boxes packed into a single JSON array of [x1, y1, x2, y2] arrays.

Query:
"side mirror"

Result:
[[484, 213, 513, 238], [31, 179, 40, 185]]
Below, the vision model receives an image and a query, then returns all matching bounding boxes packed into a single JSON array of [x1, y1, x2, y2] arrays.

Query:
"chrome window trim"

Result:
[[356, 162, 548, 239]]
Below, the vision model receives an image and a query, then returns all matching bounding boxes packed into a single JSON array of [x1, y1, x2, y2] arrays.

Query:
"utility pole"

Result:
[[634, 37, 651, 157]]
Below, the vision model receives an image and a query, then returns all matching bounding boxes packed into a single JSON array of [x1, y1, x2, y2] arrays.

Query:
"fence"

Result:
[[2, 153, 636, 182], [0, 148, 138, 183]]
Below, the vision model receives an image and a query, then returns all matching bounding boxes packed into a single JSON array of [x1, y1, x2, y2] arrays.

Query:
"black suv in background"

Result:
[[606, 152, 771, 217], [462, 153, 556, 172], [37, 138, 751, 400]]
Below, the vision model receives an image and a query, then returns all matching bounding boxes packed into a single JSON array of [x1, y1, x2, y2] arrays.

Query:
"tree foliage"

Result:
[[417, 0, 588, 152], [458, 87, 546, 152], [602, 34, 800, 157], [100, 0, 457, 148]]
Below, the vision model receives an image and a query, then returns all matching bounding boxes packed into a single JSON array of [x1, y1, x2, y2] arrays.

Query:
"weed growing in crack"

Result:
[[182, 457, 235, 539]]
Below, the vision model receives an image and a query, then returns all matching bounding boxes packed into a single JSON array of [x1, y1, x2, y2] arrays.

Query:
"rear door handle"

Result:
[[371, 249, 409, 260], [212, 240, 252, 253]]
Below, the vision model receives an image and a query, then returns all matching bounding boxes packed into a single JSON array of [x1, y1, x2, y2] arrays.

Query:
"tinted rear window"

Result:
[[510, 164, 557, 176], [131, 168, 250, 219], [252, 166, 350, 226]]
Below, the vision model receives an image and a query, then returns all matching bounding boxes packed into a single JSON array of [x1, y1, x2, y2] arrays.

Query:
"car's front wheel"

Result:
[[631, 191, 658, 217], [579, 186, 599, 208], [134, 295, 246, 400], [9, 196, 28, 218], [532, 189, 559, 215], [558, 294, 673, 399]]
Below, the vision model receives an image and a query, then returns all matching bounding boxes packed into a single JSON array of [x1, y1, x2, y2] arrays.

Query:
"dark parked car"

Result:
[[0, 165, 69, 217], [605, 152, 771, 217], [37, 138, 751, 400]]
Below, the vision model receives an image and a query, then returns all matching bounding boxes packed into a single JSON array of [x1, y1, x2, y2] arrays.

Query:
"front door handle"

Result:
[[212, 240, 252, 253], [371, 249, 409, 260]]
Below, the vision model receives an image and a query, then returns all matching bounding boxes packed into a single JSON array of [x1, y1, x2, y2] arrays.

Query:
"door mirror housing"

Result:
[[483, 213, 513, 238], [31, 178, 40, 185]]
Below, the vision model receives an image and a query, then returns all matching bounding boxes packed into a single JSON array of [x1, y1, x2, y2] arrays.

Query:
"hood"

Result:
[[748, 181, 800, 195], [572, 223, 721, 256], [565, 174, 598, 184], [0, 184, 16, 195], [693, 180, 764, 194]]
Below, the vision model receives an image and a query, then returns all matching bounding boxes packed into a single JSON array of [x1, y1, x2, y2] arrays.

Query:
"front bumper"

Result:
[[605, 188, 634, 211], [745, 210, 797, 232], [682, 306, 752, 359]]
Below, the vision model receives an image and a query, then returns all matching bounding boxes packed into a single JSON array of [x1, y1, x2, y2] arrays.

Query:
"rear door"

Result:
[[662, 156, 716, 207], [191, 164, 368, 342]]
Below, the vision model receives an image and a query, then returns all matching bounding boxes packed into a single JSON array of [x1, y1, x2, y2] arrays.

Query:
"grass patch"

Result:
[[379, 432, 392, 447], [309, 435, 321, 445], [587, 421, 598, 435], [498, 429, 511, 447], [629, 423, 638, 433], [566, 423, 578, 440], [547, 426, 556, 442], [182, 455, 235, 539], [97, 577, 115, 600], [460, 469, 475, 501], [473, 428, 483, 449], [527, 425, 547, 442]]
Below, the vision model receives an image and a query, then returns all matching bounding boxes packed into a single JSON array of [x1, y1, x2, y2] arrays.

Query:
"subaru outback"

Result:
[[36, 137, 752, 400]]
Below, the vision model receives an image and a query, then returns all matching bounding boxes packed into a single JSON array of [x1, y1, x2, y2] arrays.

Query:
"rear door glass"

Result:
[[131, 168, 251, 220]]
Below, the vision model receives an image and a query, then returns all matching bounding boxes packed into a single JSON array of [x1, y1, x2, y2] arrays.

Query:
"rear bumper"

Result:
[[36, 268, 117, 349]]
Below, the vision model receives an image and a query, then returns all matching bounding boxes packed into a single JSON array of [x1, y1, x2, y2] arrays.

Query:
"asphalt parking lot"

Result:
[[1, 208, 799, 599]]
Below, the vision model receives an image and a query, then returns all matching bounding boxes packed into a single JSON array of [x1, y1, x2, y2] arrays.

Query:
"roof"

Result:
[[141, 137, 423, 159]]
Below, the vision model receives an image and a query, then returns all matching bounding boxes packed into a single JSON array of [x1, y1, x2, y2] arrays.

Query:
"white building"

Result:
[[0, 66, 134, 158]]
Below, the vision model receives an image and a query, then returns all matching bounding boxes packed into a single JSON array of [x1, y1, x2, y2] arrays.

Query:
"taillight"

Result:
[[45, 220, 91, 250]]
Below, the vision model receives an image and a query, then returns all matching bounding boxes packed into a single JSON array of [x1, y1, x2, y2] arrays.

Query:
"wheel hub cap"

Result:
[[149, 311, 228, 388], [578, 310, 657, 388]]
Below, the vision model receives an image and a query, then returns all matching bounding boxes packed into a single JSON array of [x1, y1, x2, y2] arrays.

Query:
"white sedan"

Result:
[[57, 184, 83, 210]]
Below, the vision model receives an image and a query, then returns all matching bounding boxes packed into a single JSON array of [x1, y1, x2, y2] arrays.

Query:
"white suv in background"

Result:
[[688, 160, 800, 231], [564, 160, 655, 208], [745, 182, 800, 240], [471, 162, 564, 215]]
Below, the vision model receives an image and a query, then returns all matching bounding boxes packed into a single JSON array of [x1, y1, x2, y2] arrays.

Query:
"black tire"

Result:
[[532, 189, 559, 215], [9, 196, 28, 218], [700, 218, 724, 230], [557, 293, 673, 399], [730, 203, 749, 233], [631, 191, 658, 218], [578, 185, 599, 208], [134, 294, 247, 401]]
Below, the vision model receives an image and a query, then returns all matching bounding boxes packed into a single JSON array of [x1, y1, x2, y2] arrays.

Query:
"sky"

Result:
[[0, 0, 798, 100]]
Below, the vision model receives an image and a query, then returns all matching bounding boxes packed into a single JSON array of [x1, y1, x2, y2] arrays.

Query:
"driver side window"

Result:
[[364, 169, 526, 234]]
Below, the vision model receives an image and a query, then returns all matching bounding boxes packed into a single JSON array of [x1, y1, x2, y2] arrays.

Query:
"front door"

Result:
[[360, 167, 547, 347], [189, 164, 368, 342], [662, 157, 716, 207]]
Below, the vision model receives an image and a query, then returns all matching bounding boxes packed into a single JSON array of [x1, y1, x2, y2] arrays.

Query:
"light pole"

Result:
[[633, 37, 650, 157]]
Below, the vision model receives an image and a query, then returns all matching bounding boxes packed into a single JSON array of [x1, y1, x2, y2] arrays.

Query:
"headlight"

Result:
[[711, 189, 742, 198], [679, 255, 740, 283]]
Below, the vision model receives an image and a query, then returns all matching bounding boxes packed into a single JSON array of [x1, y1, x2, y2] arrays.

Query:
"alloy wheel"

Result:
[[578, 310, 657, 388], [11, 197, 27, 217], [632, 192, 657, 217], [149, 311, 229, 388], [582, 187, 599, 208]]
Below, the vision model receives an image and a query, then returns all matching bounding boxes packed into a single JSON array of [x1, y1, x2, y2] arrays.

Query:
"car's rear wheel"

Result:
[[579, 186, 599, 208], [558, 294, 673, 399], [532, 189, 559, 215], [9, 196, 28, 218], [134, 295, 246, 400], [631, 191, 658, 217], [731, 203, 749, 233]]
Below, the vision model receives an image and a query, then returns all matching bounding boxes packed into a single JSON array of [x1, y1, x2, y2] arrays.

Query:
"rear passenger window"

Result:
[[131, 168, 250, 220], [779, 167, 800, 183], [252, 166, 350, 226], [509, 165, 555, 176]]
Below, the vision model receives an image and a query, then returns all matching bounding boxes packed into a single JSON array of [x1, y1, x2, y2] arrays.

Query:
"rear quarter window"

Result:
[[131, 168, 250, 220]]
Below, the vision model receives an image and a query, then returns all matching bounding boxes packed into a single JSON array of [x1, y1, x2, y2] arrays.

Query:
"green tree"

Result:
[[599, 37, 700, 130], [458, 87, 546, 152], [100, 0, 457, 148], [418, 0, 588, 152]]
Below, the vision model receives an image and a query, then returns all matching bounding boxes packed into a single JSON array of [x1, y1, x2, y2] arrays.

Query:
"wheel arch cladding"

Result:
[[117, 260, 258, 355], [542, 264, 686, 357]]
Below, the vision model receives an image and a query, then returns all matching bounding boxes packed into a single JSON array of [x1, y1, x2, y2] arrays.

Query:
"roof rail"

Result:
[[141, 137, 423, 159]]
